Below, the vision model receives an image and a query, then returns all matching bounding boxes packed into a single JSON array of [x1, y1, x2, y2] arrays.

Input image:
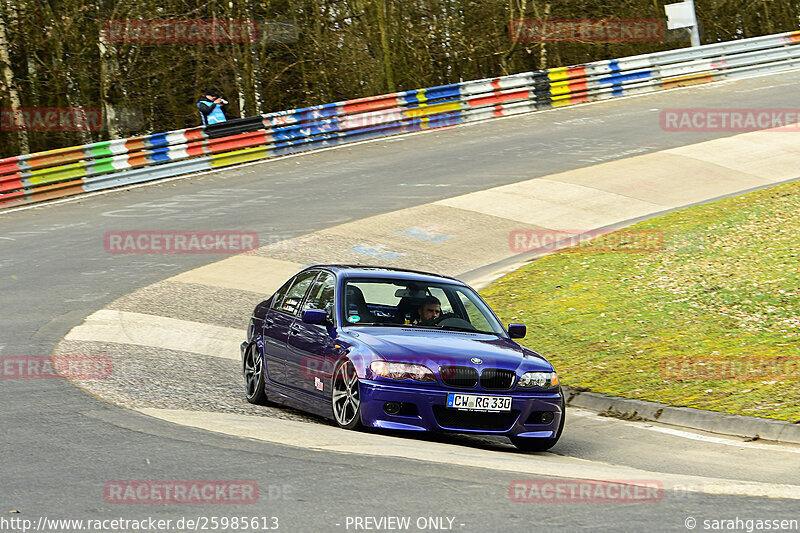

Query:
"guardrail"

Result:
[[2, 29, 799, 209]]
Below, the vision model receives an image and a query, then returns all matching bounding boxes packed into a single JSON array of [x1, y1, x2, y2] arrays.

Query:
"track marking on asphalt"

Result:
[[245, 203, 543, 276], [633, 423, 800, 454], [4, 68, 800, 216], [138, 407, 800, 500], [434, 128, 796, 227], [663, 132, 800, 181], [569, 410, 800, 454], [167, 255, 303, 294], [435, 177, 665, 228], [65, 309, 242, 360]]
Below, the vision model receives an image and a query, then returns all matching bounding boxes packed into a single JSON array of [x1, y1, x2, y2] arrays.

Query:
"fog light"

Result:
[[384, 402, 402, 415], [525, 410, 556, 425]]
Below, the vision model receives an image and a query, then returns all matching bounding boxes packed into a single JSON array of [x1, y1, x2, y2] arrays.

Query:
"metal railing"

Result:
[[2, 29, 799, 209]]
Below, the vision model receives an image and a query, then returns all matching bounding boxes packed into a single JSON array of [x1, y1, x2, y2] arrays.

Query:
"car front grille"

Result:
[[480, 368, 516, 390], [432, 406, 520, 431], [439, 366, 478, 388]]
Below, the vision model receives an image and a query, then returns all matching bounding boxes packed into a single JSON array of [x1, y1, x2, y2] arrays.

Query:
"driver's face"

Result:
[[419, 304, 442, 321]]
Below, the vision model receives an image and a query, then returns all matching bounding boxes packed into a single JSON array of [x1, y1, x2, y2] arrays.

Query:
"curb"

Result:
[[563, 386, 800, 445]]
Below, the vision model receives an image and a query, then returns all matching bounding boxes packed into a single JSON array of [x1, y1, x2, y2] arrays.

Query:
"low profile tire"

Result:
[[332, 359, 363, 430], [511, 389, 566, 452], [243, 343, 267, 405]]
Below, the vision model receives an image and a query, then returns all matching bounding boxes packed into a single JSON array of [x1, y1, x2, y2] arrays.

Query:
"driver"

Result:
[[413, 296, 442, 325]]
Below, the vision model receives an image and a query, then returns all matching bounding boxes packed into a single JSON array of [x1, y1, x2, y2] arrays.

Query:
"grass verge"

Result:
[[481, 180, 800, 421]]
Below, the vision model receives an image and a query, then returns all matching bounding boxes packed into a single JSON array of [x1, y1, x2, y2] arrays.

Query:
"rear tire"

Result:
[[243, 343, 267, 405], [511, 389, 566, 452]]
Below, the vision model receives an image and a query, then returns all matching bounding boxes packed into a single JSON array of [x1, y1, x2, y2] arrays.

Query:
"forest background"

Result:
[[1, 0, 798, 156]]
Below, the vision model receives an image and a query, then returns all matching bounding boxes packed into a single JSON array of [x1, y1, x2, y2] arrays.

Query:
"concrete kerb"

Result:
[[563, 387, 800, 445]]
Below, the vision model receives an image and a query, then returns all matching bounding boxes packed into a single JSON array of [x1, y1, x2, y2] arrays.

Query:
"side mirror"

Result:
[[302, 309, 328, 325], [507, 323, 526, 339]]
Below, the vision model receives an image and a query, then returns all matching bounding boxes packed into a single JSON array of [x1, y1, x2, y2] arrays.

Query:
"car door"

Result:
[[262, 270, 318, 386], [285, 270, 338, 399]]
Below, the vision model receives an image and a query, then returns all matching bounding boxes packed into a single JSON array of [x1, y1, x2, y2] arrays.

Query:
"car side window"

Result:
[[275, 271, 318, 316], [456, 292, 493, 331], [302, 271, 335, 321], [270, 279, 294, 312]]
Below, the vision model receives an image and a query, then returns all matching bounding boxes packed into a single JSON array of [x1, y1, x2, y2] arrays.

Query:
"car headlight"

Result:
[[518, 371, 559, 389], [370, 361, 436, 382]]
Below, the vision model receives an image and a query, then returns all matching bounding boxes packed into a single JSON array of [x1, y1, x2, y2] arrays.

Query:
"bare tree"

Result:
[[0, 2, 29, 153]]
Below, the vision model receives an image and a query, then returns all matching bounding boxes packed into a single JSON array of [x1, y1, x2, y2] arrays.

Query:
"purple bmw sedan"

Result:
[[241, 265, 564, 451]]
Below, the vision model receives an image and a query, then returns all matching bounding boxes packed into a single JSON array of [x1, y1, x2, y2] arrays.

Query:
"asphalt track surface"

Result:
[[3, 72, 800, 532]]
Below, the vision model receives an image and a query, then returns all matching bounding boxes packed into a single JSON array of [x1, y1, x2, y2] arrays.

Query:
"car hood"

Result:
[[344, 327, 553, 372]]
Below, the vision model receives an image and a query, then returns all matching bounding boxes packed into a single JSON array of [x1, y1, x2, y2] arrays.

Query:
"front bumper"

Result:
[[359, 379, 563, 438]]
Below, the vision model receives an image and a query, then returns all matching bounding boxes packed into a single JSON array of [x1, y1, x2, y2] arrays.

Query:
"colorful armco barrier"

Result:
[[2, 30, 800, 208]]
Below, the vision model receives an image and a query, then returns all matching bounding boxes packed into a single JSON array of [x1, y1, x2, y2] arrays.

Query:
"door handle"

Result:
[[289, 325, 301, 335], [265, 318, 275, 326]]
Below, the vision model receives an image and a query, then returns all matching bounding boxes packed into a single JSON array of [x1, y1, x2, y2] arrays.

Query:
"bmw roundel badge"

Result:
[[470, 357, 482, 365]]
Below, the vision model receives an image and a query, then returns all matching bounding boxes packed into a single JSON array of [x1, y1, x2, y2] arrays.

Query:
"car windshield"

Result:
[[341, 277, 507, 336]]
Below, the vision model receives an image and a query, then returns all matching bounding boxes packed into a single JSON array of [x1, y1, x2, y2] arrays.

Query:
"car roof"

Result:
[[304, 264, 465, 285]]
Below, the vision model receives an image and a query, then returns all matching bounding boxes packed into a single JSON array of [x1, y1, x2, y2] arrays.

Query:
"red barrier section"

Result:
[[0, 189, 26, 207], [343, 95, 401, 115], [0, 156, 21, 176], [0, 175, 23, 193], [568, 67, 589, 103], [207, 131, 270, 153], [466, 88, 530, 108]]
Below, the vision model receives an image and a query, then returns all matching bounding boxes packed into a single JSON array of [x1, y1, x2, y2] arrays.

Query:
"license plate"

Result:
[[446, 393, 512, 412]]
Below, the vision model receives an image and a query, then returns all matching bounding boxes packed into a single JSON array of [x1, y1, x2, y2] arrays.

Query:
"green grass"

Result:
[[481, 180, 800, 421]]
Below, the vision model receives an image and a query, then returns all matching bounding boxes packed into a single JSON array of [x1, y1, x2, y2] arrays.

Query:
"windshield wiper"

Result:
[[439, 325, 499, 335]]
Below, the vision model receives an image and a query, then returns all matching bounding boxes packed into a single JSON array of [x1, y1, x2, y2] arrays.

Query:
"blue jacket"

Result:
[[198, 98, 227, 126]]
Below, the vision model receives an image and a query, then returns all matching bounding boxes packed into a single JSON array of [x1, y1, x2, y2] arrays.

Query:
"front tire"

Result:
[[243, 343, 267, 405], [511, 390, 566, 452], [332, 359, 362, 430]]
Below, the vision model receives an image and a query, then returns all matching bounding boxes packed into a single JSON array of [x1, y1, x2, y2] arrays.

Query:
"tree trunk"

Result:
[[98, 28, 122, 139], [375, 0, 396, 92], [538, 3, 550, 70], [0, 6, 29, 153]]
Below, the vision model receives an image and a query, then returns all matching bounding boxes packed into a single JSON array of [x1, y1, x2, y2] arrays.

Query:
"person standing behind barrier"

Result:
[[197, 89, 227, 126]]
